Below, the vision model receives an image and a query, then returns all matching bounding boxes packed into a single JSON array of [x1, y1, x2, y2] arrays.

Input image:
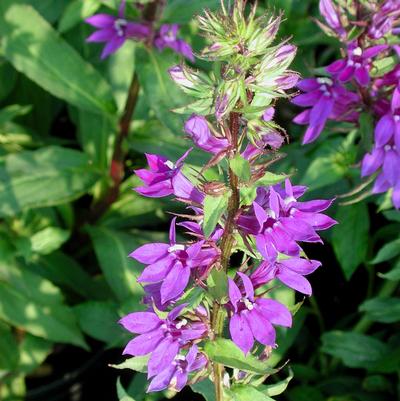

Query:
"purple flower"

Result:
[[85, 1, 150, 59], [326, 42, 388, 86], [238, 179, 337, 261], [319, 0, 346, 38], [130, 218, 217, 303], [148, 345, 207, 392], [251, 257, 321, 296], [120, 304, 207, 378], [154, 24, 194, 61], [184, 115, 229, 154], [374, 85, 400, 149], [134, 151, 203, 203], [368, 1, 400, 39], [292, 77, 359, 143], [228, 272, 292, 354]]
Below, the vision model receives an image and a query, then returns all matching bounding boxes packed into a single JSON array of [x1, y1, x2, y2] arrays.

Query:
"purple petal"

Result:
[[135, 181, 173, 198], [169, 217, 177, 245], [137, 256, 174, 283], [256, 233, 278, 261], [383, 149, 400, 185], [375, 114, 395, 147], [277, 268, 313, 295], [292, 210, 338, 230], [293, 109, 311, 125], [253, 201, 269, 227], [237, 272, 254, 301], [310, 95, 334, 127], [148, 338, 180, 377], [361, 148, 384, 177], [363, 45, 388, 59], [168, 303, 187, 321], [326, 59, 346, 74], [125, 22, 151, 40], [291, 91, 321, 107], [129, 243, 169, 264], [228, 278, 242, 311], [256, 299, 292, 327], [173, 370, 189, 391], [161, 262, 190, 303], [372, 173, 391, 194], [294, 199, 334, 213], [302, 123, 325, 144], [392, 184, 400, 209], [297, 78, 320, 92], [395, 122, 400, 151], [100, 36, 125, 59], [392, 86, 400, 112], [355, 67, 370, 86], [86, 28, 115, 43], [147, 365, 176, 392], [85, 14, 115, 28], [119, 312, 161, 334], [229, 313, 254, 355], [280, 258, 321, 275], [122, 329, 163, 356], [338, 65, 355, 82], [246, 308, 276, 346]]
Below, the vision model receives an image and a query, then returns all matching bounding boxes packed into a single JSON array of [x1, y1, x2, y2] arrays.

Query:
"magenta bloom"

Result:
[[228, 272, 292, 354], [251, 257, 321, 296], [130, 218, 217, 303], [326, 42, 388, 86], [238, 179, 337, 261], [154, 24, 194, 61], [319, 0, 346, 38], [85, 1, 150, 59], [292, 77, 359, 144], [120, 304, 207, 378], [184, 115, 229, 154], [148, 345, 207, 392], [368, 0, 400, 39], [134, 151, 203, 203]]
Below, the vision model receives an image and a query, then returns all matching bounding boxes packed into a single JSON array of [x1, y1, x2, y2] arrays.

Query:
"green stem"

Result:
[[211, 112, 241, 401]]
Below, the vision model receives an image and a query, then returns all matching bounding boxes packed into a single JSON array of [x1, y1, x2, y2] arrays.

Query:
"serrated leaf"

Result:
[[332, 203, 370, 280], [230, 154, 251, 182], [204, 339, 277, 375], [110, 356, 149, 373], [0, 1, 116, 114], [203, 194, 229, 238]]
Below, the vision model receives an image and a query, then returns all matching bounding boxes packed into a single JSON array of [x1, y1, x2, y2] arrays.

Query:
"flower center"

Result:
[[243, 298, 254, 310], [165, 160, 175, 169], [168, 244, 185, 253], [114, 18, 127, 37], [353, 47, 363, 57]]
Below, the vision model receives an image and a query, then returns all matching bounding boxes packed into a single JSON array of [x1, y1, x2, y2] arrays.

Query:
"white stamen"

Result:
[[354, 62, 362, 68], [244, 299, 254, 310], [175, 354, 186, 361], [114, 18, 127, 37], [384, 144, 392, 151], [317, 77, 333, 86], [175, 319, 188, 329], [394, 115, 400, 122], [353, 47, 363, 56], [347, 59, 355, 66], [168, 244, 185, 252], [165, 160, 174, 169]]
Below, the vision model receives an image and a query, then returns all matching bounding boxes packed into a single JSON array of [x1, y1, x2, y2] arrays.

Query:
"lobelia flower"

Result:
[[85, 0, 150, 59], [250, 256, 322, 296], [319, 0, 346, 38], [130, 218, 218, 303], [148, 345, 207, 392], [228, 272, 292, 354], [292, 77, 359, 143], [134, 151, 203, 203], [238, 179, 337, 261], [120, 304, 207, 379], [368, 0, 400, 39], [154, 24, 194, 61], [326, 42, 388, 86], [184, 114, 230, 154]]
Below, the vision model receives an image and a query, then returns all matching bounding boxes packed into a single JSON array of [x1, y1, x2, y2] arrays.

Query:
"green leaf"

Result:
[[0, 374, 25, 401], [163, 0, 220, 23], [371, 238, 400, 264], [0, 281, 87, 348], [359, 297, 400, 323], [191, 379, 216, 401], [231, 385, 275, 401], [18, 334, 52, 374], [75, 301, 127, 346], [0, 321, 19, 372], [230, 154, 251, 182], [0, 1, 117, 114], [135, 48, 188, 133], [371, 56, 398, 78], [332, 203, 370, 280], [287, 386, 324, 401], [321, 331, 389, 369], [204, 339, 277, 375], [117, 377, 136, 401], [255, 172, 287, 186], [58, 0, 101, 33], [260, 370, 293, 396], [110, 356, 149, 373], [207, 270, 228, 300], [18, 227, 70, 257], [0, 146, 101, 217], [379, 258, 400, 281], [87, 226, 147, 302], [203, 194, 229, 238]]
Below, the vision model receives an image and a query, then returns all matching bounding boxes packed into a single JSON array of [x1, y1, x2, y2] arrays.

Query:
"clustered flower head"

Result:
[[85, 0, 193, 60], [292, 0, 400, 208], [117, 0, 336, 396]]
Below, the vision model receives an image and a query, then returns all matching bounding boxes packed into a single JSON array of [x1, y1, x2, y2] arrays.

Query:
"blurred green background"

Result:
[[0, 0, 399, 400]]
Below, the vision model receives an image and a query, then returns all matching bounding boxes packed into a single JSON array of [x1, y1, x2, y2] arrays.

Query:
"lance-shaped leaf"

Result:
[[230, 385, 275, 401], [204, 339, 277, 375], [203, 193, 229, 238], [230, 154, 251, 182], [110, 356, 150, 373]]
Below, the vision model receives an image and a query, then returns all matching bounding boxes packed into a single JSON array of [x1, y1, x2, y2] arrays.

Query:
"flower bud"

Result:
[[200, 181, 227, 196]]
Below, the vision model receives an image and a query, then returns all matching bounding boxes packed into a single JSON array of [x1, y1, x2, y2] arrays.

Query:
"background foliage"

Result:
[[0, 0, 399, 400]]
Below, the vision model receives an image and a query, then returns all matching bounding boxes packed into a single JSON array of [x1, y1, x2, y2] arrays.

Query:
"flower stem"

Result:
[[211, 111, 241, 401]]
